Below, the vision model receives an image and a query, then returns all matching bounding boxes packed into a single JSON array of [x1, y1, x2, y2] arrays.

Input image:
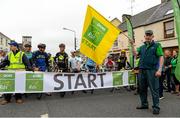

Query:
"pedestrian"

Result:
[[164, 50, 174, 93], [131, 30, 164, 115], [159, 56, 166, 100], [0, 41, 32, 105], [171, 50, 179, 95], [54, 43, 68, 98]]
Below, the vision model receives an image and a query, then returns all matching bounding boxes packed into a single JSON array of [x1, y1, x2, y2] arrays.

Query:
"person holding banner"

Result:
[[69, 50, 87, 94], [0, 41, 32, 105], [117, 50, 132, 91], [69, 50, 81, 73], [0, 49, 6, 62], [47, 53, 54, 72], [54, 43, 69, 73], [54, 43, 69, 98], [105, 55, 115, 72], [0, 49, 6, 98], [131, 30, 164, 115], [24, 43, 33, 66], [105, 55, 116, 92], [117, 50, 131, 70], [0, 49, 7, 70], [32, 43, 49, 72], [85, 58, 97, 94], [32, 43, 50, 99]]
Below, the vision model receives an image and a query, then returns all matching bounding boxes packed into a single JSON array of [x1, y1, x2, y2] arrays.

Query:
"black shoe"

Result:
[[60, 92, 66, 98], [45, 93, 52, 96], [136, 106, 149, 109], [126, 88, 131, 92], [71, 91, 75, 95], [24, 94, 28, 98], [91, 90, 94, 94], [153, 109, 160, 115], [134, 92, 139, 95], [110, 88, 115, 92], [37, 93, 43, 100], [82, 90, 87, 93]]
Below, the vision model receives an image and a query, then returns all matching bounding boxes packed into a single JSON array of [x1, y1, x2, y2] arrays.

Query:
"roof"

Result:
[[0, 32, 12, 40], [118, 0, 180, 31], [111, 18, 121, 23], [22, 36, 32, 38]]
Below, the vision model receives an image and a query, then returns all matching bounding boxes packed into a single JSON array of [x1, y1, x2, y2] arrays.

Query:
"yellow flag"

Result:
[[80, 5, 121, 65]]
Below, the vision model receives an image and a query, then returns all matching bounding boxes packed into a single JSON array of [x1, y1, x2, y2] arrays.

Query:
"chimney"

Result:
[[122, 14, 132, 22]]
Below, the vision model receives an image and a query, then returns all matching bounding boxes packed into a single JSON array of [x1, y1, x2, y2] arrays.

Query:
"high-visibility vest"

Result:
[[7, 51, 25, 70], [50, 56, 54, 62]]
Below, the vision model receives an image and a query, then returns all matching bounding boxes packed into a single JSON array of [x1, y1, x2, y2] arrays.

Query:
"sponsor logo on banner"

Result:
[[128, 71, 136, 84], [113, 72, 123, 86], [26, 73, 43, 92], [0, 73, 15, 92]]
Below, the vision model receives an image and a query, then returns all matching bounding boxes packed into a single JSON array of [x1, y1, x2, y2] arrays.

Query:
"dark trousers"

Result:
[[159, 72, 165, 97], [136, 73, 140, 93], [4, 94, 22, 102], [172, 74, 180, 85], [138, 69, 160, 110], [165, 70, 174, 92], [60, 69, 68, 97]]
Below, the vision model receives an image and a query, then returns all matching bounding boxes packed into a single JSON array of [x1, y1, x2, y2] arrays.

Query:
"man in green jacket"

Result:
[[130, 30, 164, 115]]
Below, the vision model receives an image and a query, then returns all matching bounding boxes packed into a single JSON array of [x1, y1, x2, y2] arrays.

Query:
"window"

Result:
[[113, 40, 118, 47], [0, 37, 3, 45], [5, 39, 8, 46], [164, 20, 174, 38]]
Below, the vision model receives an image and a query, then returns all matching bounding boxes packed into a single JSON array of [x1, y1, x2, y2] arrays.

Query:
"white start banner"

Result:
[[0, 70, 136, 93]]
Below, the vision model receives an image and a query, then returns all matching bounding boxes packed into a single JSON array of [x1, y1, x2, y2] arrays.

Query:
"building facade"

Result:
[[0, 32, 12, 52], [109, 18, 121, 61], [117, 0, 179, 61], [21, 36, 32, 51], [22, 36, 32, 46]]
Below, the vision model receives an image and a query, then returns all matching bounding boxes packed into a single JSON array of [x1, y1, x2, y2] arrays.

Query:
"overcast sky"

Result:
[[0, 0, 161, 55]]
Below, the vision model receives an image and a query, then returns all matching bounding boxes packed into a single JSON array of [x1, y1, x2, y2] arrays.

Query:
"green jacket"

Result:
[[171, 56, 178, 74]]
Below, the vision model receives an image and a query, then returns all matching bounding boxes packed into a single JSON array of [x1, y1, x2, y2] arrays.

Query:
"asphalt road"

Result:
[[0, 88, 180, 117]]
